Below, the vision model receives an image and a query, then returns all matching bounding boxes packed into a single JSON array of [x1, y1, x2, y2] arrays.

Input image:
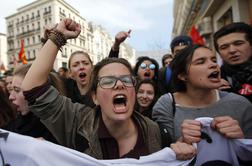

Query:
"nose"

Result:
[[9, 92, 15, 102], [79, 63, 86, 70], [228, 44, 237, 54], [114, 79, 125, 90], [208, 60, 218, 69]]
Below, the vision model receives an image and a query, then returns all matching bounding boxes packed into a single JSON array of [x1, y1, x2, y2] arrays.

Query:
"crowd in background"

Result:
[[0, 19, 252, 165]]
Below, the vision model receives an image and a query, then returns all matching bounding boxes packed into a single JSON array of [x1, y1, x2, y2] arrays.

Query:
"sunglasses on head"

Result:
[[140, 63, 156, 70]]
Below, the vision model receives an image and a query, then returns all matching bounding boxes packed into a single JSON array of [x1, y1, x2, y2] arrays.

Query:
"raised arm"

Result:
[[22, 19, 81, 91], [108, 29, 131, 58]]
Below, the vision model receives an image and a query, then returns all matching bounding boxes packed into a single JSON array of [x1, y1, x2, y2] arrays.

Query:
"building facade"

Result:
[[0, 33, 7, 75], [172, 0, 252, 49], [5, 0, 135, 70]]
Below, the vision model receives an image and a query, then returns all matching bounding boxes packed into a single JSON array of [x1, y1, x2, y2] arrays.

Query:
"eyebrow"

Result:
[[219, 39, 246, 47]]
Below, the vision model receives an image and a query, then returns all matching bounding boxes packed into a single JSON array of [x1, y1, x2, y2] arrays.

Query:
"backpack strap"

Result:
[[169, 93, 176, 116], [159, 93, 176, 148]]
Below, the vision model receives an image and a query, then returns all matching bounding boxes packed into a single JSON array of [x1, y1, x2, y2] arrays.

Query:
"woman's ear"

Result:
[[178, 73, 187, 81], [92, 92, 99, 106]]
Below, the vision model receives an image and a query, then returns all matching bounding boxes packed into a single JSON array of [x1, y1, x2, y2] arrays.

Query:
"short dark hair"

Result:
[[134, 56, 159, 81], [170, 44, 209, 92], [170, 35, 193, 54], [59, 66, 68, 72], [213, 22, 252, 53], [162, 53, 173, 67], [89, 58, 134, 93]]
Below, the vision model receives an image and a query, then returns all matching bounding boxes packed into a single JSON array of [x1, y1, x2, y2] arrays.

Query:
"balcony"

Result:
[[43, 11, 51, 17]]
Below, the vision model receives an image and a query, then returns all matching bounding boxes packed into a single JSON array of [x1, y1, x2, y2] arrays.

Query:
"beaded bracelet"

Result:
[[48, 30, 67, 51], [41, 30, 67, 51]]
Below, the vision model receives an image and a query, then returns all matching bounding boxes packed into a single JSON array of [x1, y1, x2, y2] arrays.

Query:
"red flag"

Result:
[[18, 39, 28, 64], [189, 25, 205, 45]]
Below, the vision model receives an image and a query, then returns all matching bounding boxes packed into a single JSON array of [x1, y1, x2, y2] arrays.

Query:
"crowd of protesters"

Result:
[[0, 18, 252, 165]]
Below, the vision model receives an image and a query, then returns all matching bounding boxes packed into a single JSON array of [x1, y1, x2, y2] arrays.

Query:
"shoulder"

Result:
[[154, 93, 172, 107], [220, 91, 251, 105]]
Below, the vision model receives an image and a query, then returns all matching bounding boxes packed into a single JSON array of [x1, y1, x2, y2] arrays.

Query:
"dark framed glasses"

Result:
[[140, 63, 156, 70], [98, 75, 136, 89]]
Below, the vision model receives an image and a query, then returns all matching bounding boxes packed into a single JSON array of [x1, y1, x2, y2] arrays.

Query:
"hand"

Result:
[[113, 29, 131, 50], [219, 79, 231, 90], [181, 119, 202, 144], [171, 142, 196, 160], [211, 116, 244, 139], [56, 18, 81, 39]]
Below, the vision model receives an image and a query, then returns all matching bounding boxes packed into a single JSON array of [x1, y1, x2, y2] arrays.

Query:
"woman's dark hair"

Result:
[[134, 56, 159, 81], [48, 72, 66, 95], [89, 58, 134, 93], [135, 79, 158, 110], [0, 88, 16, 128], [170, 44, 209, 92], [162, 53, 173, 67], [214, 22, 252, 53], [14, 64, 66, 95]]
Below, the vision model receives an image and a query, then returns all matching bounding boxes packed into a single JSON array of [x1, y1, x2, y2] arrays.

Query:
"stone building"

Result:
[[5, 0, 135, 70], [172, 0, 252, 49]]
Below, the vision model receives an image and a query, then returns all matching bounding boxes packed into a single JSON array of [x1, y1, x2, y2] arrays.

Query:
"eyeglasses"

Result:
[[140, 63, 156, 70], [98, 75, 136, 89]]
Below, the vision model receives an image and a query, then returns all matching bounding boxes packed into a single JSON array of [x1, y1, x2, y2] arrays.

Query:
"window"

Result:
[[27, 25, 29, 31], [38, 35, 41, 42], [33, 50, 36, 58], [32, 12, 34, 19], [45, 19, 47, 25], [62, 62, 67, 68], [49, 6, 51, 12], [217, 8, 233, 29], [32, 36, 35, 44], [27, 51, 30, 59], [27, 38, 30, 45]]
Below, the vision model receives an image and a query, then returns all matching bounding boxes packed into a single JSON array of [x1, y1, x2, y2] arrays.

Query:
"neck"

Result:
[[77, 83, 89, 95], [175, 88, 219, 108], [103, 117, 137, 140]]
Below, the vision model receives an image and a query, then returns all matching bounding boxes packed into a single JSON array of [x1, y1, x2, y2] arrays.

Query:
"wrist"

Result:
[[48, 30, 67, 51], [112, 44, 120, 51]]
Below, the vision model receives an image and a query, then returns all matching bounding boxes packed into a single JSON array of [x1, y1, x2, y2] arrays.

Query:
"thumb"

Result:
[[127, 29, 132, 37]]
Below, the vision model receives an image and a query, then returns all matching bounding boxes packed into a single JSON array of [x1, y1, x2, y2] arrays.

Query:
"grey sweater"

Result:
[[152, 91, 252, 142]]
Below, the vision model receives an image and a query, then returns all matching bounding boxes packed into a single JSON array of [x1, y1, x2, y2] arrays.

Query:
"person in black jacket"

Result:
[[158, 35, 193, 96], [214, 22, 252, 103]]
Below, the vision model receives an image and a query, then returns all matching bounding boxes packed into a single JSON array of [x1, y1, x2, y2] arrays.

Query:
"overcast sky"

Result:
[[0, 0, 173, 51]]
